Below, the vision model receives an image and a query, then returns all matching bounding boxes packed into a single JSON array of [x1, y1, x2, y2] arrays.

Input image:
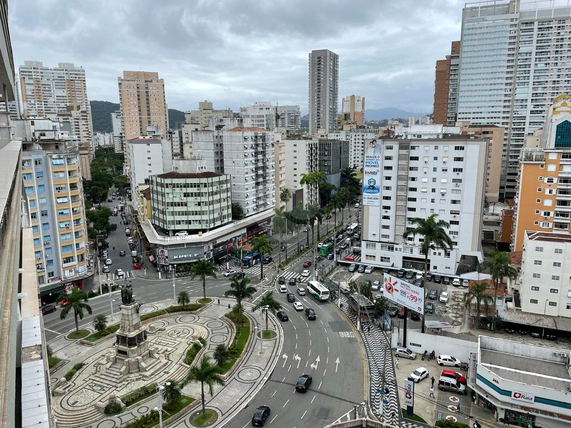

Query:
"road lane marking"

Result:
[[282, 376, 286, 382], [320, 320, 324, 325], [283, 399, 289, 408], [327, 346, 330, 353], [326, 357, 329, 364], [324, 328, 327, 334], [272, 390, 277, 397], [308, 330, 311, 336], [327, 336, 330, 343], [323, 369, 327, 377], [295, 333, 298, 340], [308, 349, 311, 357], [311, 395, 316, 403], [318, 381, 322, 389], [270, 414, 278, 423], [288, 364, 291, 371], [301, 410, 307, 419], [295, 343, 298, 349]]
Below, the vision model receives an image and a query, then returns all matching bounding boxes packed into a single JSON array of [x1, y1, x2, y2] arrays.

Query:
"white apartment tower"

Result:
[[328, 130, 378, 170], [240, 102, 276, 131], [457, 0, 571, 199], [283, 139, 320, 210], [309, 49, 339, 135]]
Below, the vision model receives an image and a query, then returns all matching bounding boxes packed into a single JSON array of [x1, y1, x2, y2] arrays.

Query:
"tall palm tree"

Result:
[[330, 195, 344, 227], [337, 187, 351, 225], [280, 187, 291, 209], [482, 251, 518, 327], [59, 287, 93, 333], [253, 291, 282, 332], [403, 214, 453, 333], [162, 379, 182, 407], [224, 276, 257, 323], [300, 170, 327, 206], [177, 290, 190, 307], [251, 235, 273, 280], [182, 356, 224, 416], [306, 203, 322, 244], [273, 207, 288, 265], [190, 259, 218, 300], [464, 282, 493, 327]]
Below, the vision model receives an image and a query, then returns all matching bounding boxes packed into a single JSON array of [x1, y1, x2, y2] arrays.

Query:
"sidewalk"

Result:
[[49, 297, 283, 427]]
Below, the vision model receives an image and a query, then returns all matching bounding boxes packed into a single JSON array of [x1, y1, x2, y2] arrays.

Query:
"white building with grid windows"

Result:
[[328, 130, 377, 170]]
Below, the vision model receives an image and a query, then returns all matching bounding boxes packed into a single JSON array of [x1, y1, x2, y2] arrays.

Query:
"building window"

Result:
[[365, 254, 375, 261], [549, 301, 557, 307], [532, 273, 540, 278], [536, 199, 541, 203], [537, 187, 542, 192], [531, 286, 539, 291], [550, 289, 559, 294], [555, 248, 563, 254], [534, 260, 542, 265], [365, 242, 376, 250], [530, 299, 538, 304], [535, 247, 544, 252], [552, 275, 560, 281], [553, 262, 562, 267]]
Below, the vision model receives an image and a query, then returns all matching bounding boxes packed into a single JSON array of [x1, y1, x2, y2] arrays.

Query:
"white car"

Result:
[[439, 291, 449, 303], [438, 355, 462, 367], [223, 270, 237, 277], [409, 367, 429, 383], [115, 268, 125, 278], [279, 284, 287, 293], [364, 265, 374, 274], [372, 280, 381, 291], [462, 279, 469, 288], [293, 301, 303, 311], [452, 278, 461, 287], [416, 272, 423, 280], [105, 258, 112, 266], [395, 347, 417, 360], [301, 269, 310, 277], [297, 287, 306, 296], [102, 265, 110, 273]]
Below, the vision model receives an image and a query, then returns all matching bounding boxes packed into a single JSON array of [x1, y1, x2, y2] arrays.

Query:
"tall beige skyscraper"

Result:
[[118, 71, 168, 142]]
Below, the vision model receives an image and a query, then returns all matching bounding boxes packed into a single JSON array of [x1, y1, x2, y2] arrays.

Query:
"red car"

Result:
[[133, 262, 141, 270], [303, 260, 312, 268], [60, 300, 70, 307], [343, 255, 355, 262]]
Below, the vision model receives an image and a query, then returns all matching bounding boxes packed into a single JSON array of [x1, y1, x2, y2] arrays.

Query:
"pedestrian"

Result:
[[429, 386, 435, 398], [456, 401, 460, 412], [218, 299, 220, 305], [431, 376, 435, 387], [395, 358, 399, 369], [367, 325, 370, 333]]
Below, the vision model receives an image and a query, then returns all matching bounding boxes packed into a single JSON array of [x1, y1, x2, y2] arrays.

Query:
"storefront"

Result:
[[504, 410, 535, 427]]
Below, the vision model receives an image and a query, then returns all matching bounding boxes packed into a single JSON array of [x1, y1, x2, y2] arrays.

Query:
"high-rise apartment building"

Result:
[[127, 137, 172, 196], [276, 105, 301, 131], [341, 95, 365, 126], [308, 49, 339, 135], [283, 139, 319, 210], [318, 139, 349, 189], [432, 41, 460, 126], [328, 130, 378, 170], [240, 102, 275, 131], [110, 110, 124, 153], [456, 0, 571, 199], [184, 100, 233, 130]]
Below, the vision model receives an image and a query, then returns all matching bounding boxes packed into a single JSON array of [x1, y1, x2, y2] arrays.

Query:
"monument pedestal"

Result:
[[113, 303, 150, 373]]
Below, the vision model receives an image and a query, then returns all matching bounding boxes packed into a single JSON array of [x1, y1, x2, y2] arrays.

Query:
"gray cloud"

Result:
[[10, 0, 462, 114]]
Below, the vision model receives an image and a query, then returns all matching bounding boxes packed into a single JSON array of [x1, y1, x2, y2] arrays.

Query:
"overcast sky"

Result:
[[10, 0, 463, 114]]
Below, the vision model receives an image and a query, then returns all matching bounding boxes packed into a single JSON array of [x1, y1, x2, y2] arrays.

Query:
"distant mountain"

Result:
[[90, 100, 187, 133], [365, 108, 429, 121]]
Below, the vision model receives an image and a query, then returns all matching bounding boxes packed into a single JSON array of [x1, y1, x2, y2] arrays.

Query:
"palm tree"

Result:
[[253, 291, 282, 332], [224, 276, 257, 323], [182, 356, 224, 416], [464, 282, 493, 328], [330, 195, 344, 227], [93, 314, 108, 333], [251, 235, 273, 280], [213, 344, 230, 366], [162, 379, 182, 407], [337, 187, 351, 225], [306, 203, 322, 244], [190, 259, 218, 300], [300, 170, 327, 206], [59, 287, 93, 333], [403, 214, 453, 333], [482, 252, 518, 328], [177, 290, 190, 307], [273, 207, 288, 265], [280, 187, 291, 209]]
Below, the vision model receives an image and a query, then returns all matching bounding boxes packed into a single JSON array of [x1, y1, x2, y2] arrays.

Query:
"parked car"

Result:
[[387, 307, 399, 317], [297, 288, 306, 296], [530, 331, 541, 338], [426, 273, 433, 282], [428, 289, 438, 300], [545, 330, 557, 341], [364, 265, 374, 274], [343, 254, 354, 261], [293, 302, 303, 311], [410, 311, 421, 321], [276, 311, 289, 322], [105, 258, 113, 265], [409, 367, 429, 383], [432, 274, 442, 283], [438, 376, 466, 395], [462, 279, 469, 288], [452, 278, 461, 287], [295, 374, 313, 392], [439, 291, 449, 303], [404, 270, 415, 280], [41, 304, 57, 315], [289, 277, 296, 286], [504, 327, 515, 334], [301, 269, 310, 277], [357, 265, 366, 273], [441, 369, 467, 385], [437, 355, 461, 367], [305, 308, 316, 320], [279, 284, 287, 293], [413, 279, 424, 288], [252, 405, 271, 426], [286, 293, 295, 303], [348, 263, 357, 273], [372, 280, 382, 291], [278, 276, 286, 284], [425, 302, 435, 314], [224, 269, 237, 277], [395, 347, 417, 360], [102, 265, 110, 273], [303, 260, 312, 268], [442, 276, 451, 285], [397, 269, 405, 278], [415, 272, 423, 280], [60, 300, 70, 307], [518, 328, 528, 335], [263, 256, 273, 264]]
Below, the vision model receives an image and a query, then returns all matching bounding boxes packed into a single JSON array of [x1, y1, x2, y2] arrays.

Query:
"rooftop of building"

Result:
[[156, 171, 223, 179], [128, 137, 161, 143], [227, 127, 268, 132], [526, 230, 571, 244]]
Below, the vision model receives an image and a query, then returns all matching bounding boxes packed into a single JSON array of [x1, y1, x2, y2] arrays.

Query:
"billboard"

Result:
[[404, 379, 414, 414], [383, 273, 425, 315], [362, 139, 382, 206]]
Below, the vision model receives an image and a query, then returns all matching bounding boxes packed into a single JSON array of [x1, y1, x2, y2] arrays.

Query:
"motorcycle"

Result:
[[422, 350, 428, 361]]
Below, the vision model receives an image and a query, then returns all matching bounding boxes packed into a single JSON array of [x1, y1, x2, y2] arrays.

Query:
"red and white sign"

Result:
[[511, 391, 535, 403], [404, 379, 414, 408], [383, 274, 425, 314]]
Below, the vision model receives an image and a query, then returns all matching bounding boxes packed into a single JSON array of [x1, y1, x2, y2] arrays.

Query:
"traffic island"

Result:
[[66, 329, 89, 339], [261, 330, 277, 339], [189, 408, 218, 426]]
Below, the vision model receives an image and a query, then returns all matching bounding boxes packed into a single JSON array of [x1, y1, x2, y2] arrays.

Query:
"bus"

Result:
[[319, 242, 333, 256], [307, 280, 330, 302], [347, 223, 359, 234]]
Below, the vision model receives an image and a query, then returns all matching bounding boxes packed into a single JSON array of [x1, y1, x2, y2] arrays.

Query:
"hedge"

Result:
[[64, 363, 85, 381], [122, 382, 158, 408]]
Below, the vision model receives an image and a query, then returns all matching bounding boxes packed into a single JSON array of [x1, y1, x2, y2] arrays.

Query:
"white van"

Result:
[[438, 376, 466, 395], [175, 231, 188, 237]]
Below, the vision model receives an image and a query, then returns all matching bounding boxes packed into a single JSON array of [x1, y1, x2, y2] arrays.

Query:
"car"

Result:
[[530, 331, 541, 338], [404, 270, 415, 280], [233, 272, 245, 280], [279, 284, 287, 293], [413, 279, 424, 288], [281, 244, 286, 251], [409, 367, 429, 383], [439, 291, 449, 303], [107, 198, 112, 202], [387, 306, 399, 317], [452, 278, 461, 287], [545, 331, 557, 341], [303, 260, 312, 268], [397, 269, 405, 278], [397, 307, 405, 318], [426, 273, 433, 282], [415, 272, 423, 280], [437, 355, 461, 367], [357, 265, 366, 273], [462, 279, 469, 288], [428, 289, 438, 300], [102, 265, 110, 273], [505, 327, 515, 334], [127, 238, 134, 244], [348, 263, 357, 272], [119, 250, 126, 257], [305, 308, 316, 320], [286, 293, 295, 303], [295, 374, 313, 392], [441, 369, 467, 385], [278, 276, 286, 284], [276, 311, 289, 322], [293, 301, 303, 311], [297, 287, 306, 296], [224, 269, 237, 277], [395, 347, 417, 360], [410, 311, 421, 321], [115, 268, 125, 278], [518, 328, 528, 335], [288, 277, 296, 286], [442, 276, 451, 285], [263, 256, 273, 264], [364, 265, 374, 274], [344, 254, 355, 261], [425, 302, 435, 314], [60, 300, 70, 307], [301, 269, 310, 277], [105, 258, 112, 265], [372, 280, 381, 291], [252, 405, 271, 426], [432, 274, 442, 283], [327, 253, 334, 260], [41, 304, 57, 315]]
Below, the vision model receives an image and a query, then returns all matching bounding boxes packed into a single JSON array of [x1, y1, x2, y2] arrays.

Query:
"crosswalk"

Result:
[[101, 270, 134, 281]]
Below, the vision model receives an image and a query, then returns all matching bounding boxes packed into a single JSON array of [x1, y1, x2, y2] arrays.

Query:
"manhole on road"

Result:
[[316, 407, 330, 419], [329, 321, 351, 332]]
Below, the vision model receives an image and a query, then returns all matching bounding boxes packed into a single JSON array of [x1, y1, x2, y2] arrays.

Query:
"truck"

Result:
[[125, 228, 131, 236]]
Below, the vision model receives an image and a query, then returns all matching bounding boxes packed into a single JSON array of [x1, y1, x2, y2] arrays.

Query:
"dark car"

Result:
[[425, 302, 435, 314], [505, 327, 515, 334], [305, 308, 316, 320], [289, 277, 296, 286], [357, 264, 366, 273], [530, 331, 541, 338], [428, 289, 438, 300], [425, 273, 432, 282], [295, 374, 313, 392], [286, 293, 295, 303], [252, 405, 271, 426], [387, 306, 399, 317], [442, 276, 451, 285], [41, 304, 56, 315], [303, 260, 312, 268], [545, 331, 557, 341], [404, 270, 415, 280], [278, 276, 286, 285], [119, 250, 126, 256], [410, 311, 421, 321], [276, 311, 289, 322], [233, 272, 245, 280], [413, 279, 424, 288], [518, 328, 528, 335], [263, 256, 273, 264], [281, 244, 286, 251], [397, 269, 405, 278], [433, 275, 442, 284]]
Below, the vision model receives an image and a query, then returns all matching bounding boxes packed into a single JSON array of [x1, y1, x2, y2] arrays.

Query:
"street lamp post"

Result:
[[172, 264, 176, 302], [154, 382, 171, 428], [107, 282, 114, 320]]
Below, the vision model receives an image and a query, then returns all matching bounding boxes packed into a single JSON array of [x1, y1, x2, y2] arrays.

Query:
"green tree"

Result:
[[300, 170, 327, 206], [280, 187, 291, 208], [253, 291, 282, 332], [337, 187, 351, 225], [360, 282, 372, 300], [190, 259, 218, 300], [374, 295, 390, 317], [213, 344, 230, 366], [177, 290, 190, 307], [93, 314, 108, 333], [224, 276, 256, 323], [58, 287, 93, 333], [87, 206, 115, 236], [182, 356, 224, 416], [251, 235, 273, 280], [482, 252, 518, 327], [403, 214, 453, 333], [341, 168, 360, 195], [231, 202, 245, 220], [161, 380, 182, 407], [273, 207, 288, 264], [113, 175, 129, 196], [464, 282, 494, 327]]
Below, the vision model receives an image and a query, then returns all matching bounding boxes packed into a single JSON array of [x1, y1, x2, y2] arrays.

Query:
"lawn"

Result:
[[67, 329, 90, 339], [401, 408, 427, 423], [85, 324, 120, 341], [189, 408, 217, 427], [219, 318, 250, 374], [48, 357, 61, 368], [124, 395, 194, 428], [261, 330, 276, 339]]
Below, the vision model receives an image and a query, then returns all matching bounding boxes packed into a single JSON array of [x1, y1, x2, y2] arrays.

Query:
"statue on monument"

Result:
[[121, 283, 134, 305]]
